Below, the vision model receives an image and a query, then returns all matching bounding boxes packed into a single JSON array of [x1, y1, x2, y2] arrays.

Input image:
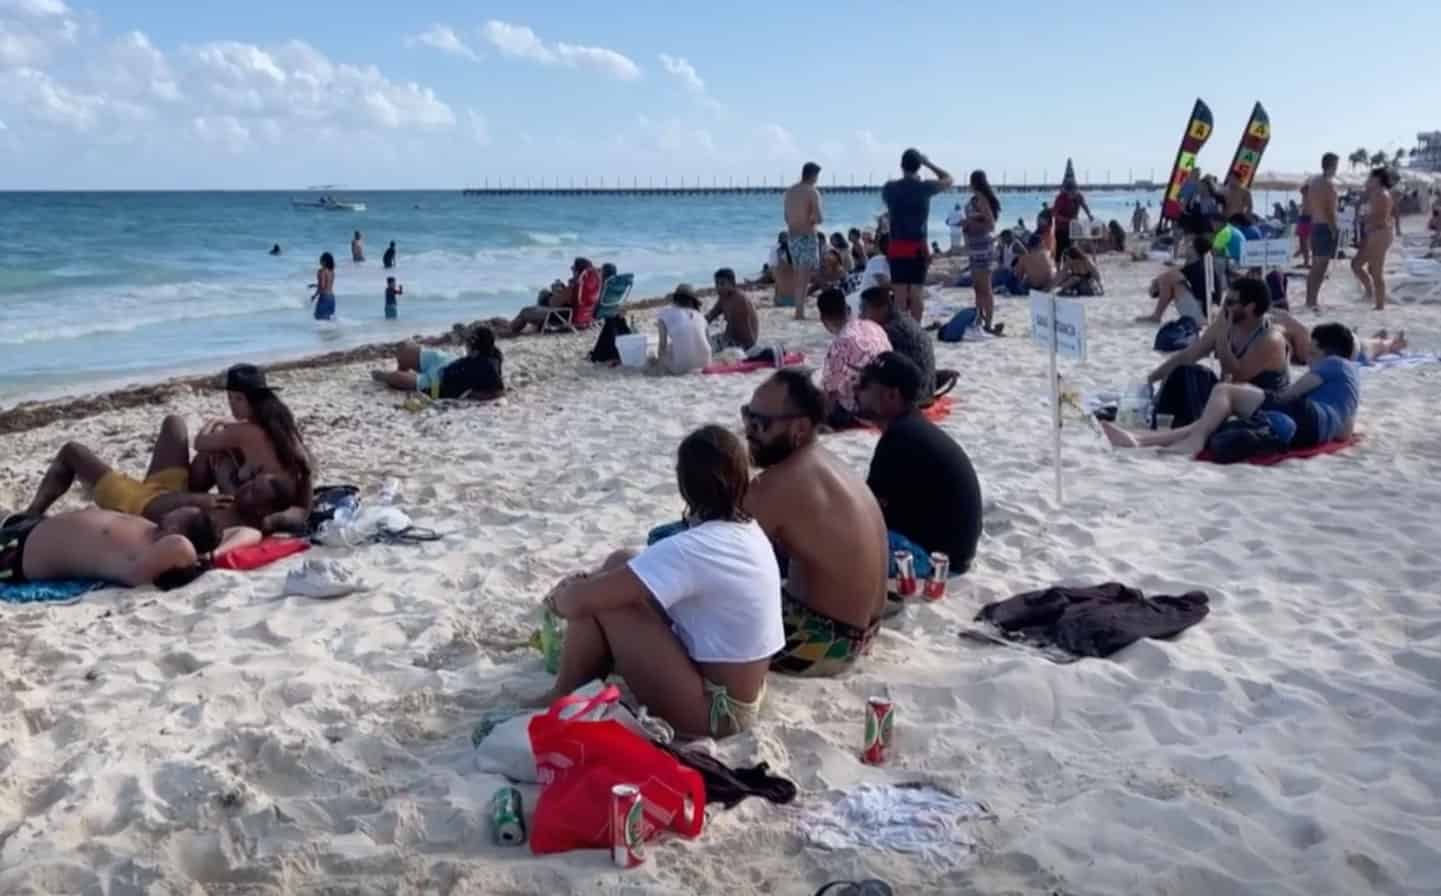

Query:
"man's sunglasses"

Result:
[[741, 405, 804, 430]]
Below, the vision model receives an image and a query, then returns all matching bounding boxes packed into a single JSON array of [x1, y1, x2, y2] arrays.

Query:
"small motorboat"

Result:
[[291, 195, 367, 212]]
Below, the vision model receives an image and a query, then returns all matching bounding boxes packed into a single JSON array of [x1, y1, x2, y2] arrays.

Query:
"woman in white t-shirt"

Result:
[[654, 284, 712, 375], [536, 425, 782, 738]]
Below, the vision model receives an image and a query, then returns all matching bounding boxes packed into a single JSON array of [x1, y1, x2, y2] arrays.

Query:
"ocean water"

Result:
[[0, 188, 1162, 405]]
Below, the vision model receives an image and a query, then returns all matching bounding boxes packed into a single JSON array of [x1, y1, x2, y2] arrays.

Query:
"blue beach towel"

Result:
[[0, 579, 108, 605]]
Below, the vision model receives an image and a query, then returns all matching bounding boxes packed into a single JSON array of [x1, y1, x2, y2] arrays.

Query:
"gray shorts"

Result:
[[1310, 223, 1338, 260]]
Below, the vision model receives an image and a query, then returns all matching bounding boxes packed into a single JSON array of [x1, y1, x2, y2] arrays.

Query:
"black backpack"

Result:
[[589, 315, 632, 364]]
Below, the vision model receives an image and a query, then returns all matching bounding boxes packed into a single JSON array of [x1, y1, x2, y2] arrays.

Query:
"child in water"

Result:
[[385, 277, 403, 320]]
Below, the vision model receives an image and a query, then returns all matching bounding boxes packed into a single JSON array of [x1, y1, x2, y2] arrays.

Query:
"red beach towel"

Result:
[[702, 352, 806, 375], [213, 537, 310, 571], [1197, 434, 1361, 466]]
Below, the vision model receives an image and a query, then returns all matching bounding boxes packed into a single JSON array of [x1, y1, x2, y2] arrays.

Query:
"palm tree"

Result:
[[1393, 148, 1406, 167], [1348, 149, 1369, 170], [1369, 150, 1388, 167]]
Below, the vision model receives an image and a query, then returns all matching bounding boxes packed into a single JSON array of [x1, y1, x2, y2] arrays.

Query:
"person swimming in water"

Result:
[[270, 243, 282, 256], [311, 252, 336, 320]]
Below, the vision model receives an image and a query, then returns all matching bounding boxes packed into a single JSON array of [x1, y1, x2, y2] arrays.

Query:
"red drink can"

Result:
[[610, 784, 646, 868], [893, 551, 917, 597], [862, 697, 894, 765], [924, 553, 950, 600]]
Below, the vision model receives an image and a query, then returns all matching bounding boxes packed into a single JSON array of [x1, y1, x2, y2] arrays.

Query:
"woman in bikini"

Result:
[[189, 364, 314, 534], [1054, 246, 1104, 296], [1351, 168, 1396, 310], [964, 170, 1001, 334]]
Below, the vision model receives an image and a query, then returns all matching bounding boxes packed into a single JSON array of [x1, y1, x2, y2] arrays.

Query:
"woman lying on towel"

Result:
[[531, 425, 783, 739], [1102, 322, 1360, 457]]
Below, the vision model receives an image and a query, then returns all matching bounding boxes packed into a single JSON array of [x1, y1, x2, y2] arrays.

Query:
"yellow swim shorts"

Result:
[[93, 467, 189, 517]]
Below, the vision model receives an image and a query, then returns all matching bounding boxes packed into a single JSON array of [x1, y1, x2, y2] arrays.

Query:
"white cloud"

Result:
[[191, 113, 250, 150], [481, 20, 639, 80], [0, 66, 101, 129], [0, 23, 47, 66], [554, 42, 639, 80], [0, 1, 77, 67], [481, 20, 552, 63], [759, 123, 798, 160], [405, 24, 479, 61], [182, 39, 454, 130], [1, 0, 70, 16], [101, 31, 181, 102], [658, 53, 703, 92]]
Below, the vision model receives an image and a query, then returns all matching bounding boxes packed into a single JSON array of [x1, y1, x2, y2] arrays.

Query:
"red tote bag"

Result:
[[527, 691, 706, 855]]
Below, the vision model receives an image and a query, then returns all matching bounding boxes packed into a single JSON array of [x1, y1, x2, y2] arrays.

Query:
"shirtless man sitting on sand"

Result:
[[707, 267, 760, 352], [1, 506, 224, 589], [19, 414, 292, 548], [742, 370, 889, 677]]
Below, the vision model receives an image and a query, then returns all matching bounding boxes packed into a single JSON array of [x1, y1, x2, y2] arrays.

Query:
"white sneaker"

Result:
[[283, 558, 371, 600]]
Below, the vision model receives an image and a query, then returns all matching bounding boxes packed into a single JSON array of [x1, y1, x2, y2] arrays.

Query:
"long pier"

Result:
[[461, 182, 1158, 198]]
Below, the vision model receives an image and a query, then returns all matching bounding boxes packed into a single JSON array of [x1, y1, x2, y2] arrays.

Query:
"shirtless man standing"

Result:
[[1303, 153, 1341, 310], [1, 507, 220, 589], [707, 267, 760, 352], [782, 162, 824, 320], [1222, 173, 1254, 221], [742, 370, 888, 677]]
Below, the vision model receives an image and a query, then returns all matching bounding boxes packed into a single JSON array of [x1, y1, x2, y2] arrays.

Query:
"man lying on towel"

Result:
[[1103, 322, 1359, 457], [742, 370, 889, 677], [1, 507, 224, 589], [17, 414, 288, 554]]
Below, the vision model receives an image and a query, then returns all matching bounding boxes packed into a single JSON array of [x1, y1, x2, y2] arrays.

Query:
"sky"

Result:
[[0, 0, 1436, 190]]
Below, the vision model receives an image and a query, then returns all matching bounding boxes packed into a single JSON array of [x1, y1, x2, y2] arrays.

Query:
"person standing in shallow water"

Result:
[[383, 241, 396, 269], [311, 252, 336, 321], [351, 231, 364, 263]]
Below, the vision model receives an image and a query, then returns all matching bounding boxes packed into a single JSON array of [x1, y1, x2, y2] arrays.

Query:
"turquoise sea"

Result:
[[0, 188, 1165, 405]]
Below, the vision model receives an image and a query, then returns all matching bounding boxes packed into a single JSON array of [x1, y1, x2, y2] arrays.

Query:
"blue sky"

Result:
[[0, 0, 1436, 189]]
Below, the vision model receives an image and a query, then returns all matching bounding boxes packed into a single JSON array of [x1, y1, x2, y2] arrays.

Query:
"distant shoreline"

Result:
[[0, 292, 679, 435]]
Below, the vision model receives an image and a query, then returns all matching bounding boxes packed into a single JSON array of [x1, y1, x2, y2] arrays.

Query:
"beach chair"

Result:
[[544, 273, 633, 333], [594, 273, 634, 322]]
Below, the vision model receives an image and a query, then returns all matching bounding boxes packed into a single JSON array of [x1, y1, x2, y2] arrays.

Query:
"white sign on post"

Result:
[[1029, 294, 1087, 361], [1030, 293, 1088, 503], [1239, 238, 1291, 270]]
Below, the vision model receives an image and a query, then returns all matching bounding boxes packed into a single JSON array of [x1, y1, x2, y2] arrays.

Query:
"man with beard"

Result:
[[742, 369, 889, 677]]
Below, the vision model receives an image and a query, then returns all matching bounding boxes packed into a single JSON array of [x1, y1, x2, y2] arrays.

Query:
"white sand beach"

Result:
[[2, 239, 1440, 895]]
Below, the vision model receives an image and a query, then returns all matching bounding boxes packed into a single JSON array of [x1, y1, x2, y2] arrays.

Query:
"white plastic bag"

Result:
[[473, 681, 650, 783]]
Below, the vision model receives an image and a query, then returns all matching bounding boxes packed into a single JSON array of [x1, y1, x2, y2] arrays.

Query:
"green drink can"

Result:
[[540, 609, 563, 675], [490, 786, 527, 846]]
